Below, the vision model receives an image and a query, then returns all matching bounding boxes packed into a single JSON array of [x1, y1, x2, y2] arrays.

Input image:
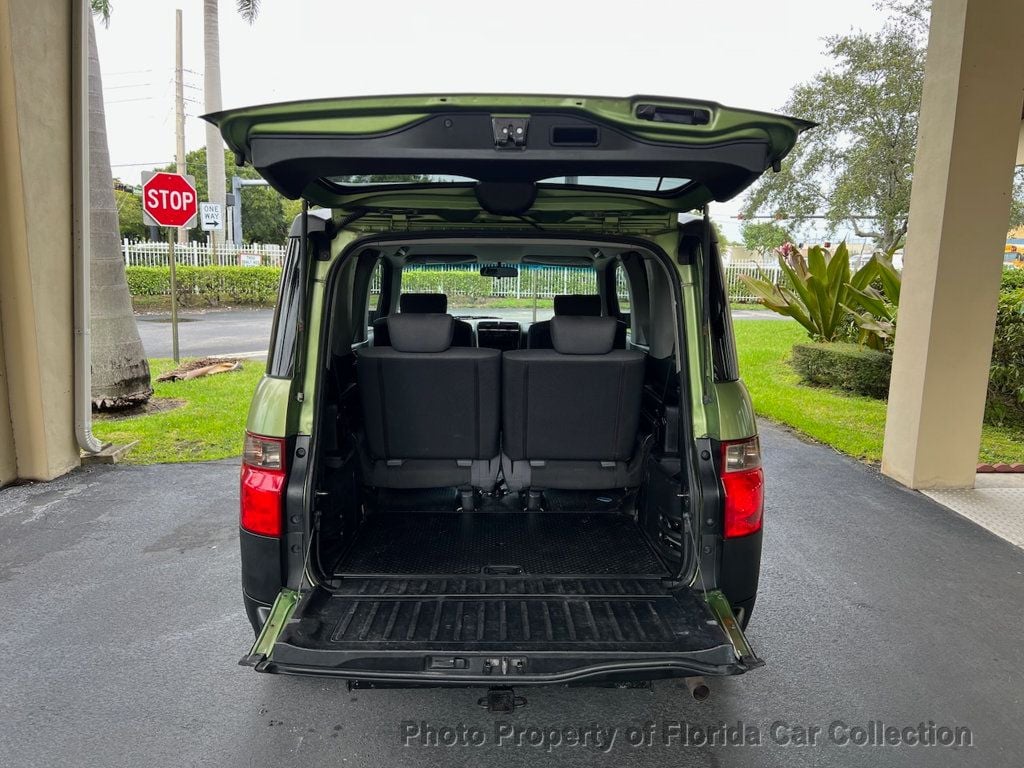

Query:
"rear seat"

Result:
[[372, 293, 474, 347], [527, 293, 627, 350], [357, 313, 500, 492], [502, 316, 646, 492]]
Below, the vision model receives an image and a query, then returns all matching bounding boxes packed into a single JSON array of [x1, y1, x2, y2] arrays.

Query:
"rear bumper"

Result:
[[256, 655, 756, 685]]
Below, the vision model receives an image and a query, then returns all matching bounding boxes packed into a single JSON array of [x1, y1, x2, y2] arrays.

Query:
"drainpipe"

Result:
[[72, 0, 108, 455]]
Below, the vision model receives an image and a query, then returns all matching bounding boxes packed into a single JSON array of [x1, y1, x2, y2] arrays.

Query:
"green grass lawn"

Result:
[[93, 358, 263, 464], [97, 326, 1021, 467], [735, 319, 1023, 464]]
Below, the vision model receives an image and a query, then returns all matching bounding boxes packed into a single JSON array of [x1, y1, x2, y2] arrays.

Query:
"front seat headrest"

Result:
[[550, 316, 617, 355], [386, 314, 454, 353], [553, 294, 602, 317], [400, 292, 448, 314]]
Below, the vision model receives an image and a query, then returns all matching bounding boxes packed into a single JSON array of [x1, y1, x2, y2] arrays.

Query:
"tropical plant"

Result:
[[842, 250, 902, 349], [89, 0, 153, 408], [739, 242, 876, 342]]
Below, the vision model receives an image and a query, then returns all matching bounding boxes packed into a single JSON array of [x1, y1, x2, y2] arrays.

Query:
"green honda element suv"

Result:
[[206, 94, 811, 699]]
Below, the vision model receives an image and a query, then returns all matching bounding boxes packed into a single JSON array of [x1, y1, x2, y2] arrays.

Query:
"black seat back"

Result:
[[503, 316, 645, 490], [372, 293, 473, 347], [358, 314, 500, 489], [527, 293, 626, 349]]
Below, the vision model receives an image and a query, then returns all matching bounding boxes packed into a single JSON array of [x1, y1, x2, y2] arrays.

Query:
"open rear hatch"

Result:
[[205, 93, 813, 220], [246, 582, 759, 683]]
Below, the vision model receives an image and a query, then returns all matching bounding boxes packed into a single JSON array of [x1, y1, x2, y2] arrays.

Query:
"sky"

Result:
[[95, 0, 889, 242]]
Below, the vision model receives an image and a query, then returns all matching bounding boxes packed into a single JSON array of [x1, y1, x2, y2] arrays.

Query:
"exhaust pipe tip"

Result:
[[684, 676, 710, 702]]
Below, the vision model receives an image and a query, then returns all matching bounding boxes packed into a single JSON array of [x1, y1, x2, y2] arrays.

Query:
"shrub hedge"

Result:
[[126, 266, 282, 306], [986, 286, 1024, 425], [790, 342, 893, 399]]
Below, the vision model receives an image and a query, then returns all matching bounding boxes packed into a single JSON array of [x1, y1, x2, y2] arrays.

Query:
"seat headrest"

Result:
[[400, 292, 448, 313], [550, 316, 617, 355], [553, 294, 602, 316], [386, 314, 453, 353]]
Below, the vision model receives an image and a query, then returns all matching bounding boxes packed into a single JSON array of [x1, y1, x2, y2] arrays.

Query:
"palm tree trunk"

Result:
[[88, 13, 152, 409], [204, 0, 227, 250]]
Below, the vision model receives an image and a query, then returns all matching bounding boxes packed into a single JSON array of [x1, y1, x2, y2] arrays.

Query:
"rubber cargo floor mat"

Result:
[[335, 512, 667, 576], [280, 583, 723, 652]]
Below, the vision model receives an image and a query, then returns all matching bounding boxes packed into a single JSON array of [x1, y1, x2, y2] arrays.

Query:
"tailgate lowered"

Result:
[[242, 581, 762, 682]]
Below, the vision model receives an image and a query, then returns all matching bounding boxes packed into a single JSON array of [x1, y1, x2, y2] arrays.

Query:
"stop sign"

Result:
[[141, 171, 198, 228]]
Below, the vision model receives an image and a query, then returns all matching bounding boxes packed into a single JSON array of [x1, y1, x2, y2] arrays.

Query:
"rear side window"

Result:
[[266, 237, 301, 378], [708, 242, 739, 382], [367, 260, 383, 316]]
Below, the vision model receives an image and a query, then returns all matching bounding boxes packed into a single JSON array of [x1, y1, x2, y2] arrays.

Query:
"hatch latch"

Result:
[[492, 117, 529, 149]]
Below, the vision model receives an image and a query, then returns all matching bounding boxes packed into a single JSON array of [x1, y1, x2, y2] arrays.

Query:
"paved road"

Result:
[[136, 307, 783, 359], [137, 308, 275, 360], [1, 422, 1020, 767]]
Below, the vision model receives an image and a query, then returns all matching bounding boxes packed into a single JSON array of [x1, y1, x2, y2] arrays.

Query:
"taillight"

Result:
[[721, 437, 764, 538], [240, 432, 286, 537]]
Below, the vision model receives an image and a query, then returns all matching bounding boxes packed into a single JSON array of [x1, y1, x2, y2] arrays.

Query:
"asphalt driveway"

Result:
[[0, 423, 1020, 767], [135, 307, 784, 359]]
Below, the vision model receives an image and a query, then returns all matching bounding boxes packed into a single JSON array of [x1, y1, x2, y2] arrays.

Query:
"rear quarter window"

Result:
[[266, 237, 301, 378]]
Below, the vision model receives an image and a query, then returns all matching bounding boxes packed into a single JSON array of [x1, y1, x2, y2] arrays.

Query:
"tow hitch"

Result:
[[479, 687, 527, 713]]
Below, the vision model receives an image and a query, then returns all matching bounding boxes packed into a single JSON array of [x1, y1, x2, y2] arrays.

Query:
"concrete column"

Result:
[[882, 0, 1024, 489], [0, 0, 79, 484]]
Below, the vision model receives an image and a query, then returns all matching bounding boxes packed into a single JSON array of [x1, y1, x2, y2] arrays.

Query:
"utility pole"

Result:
[[169, 8, 184, 361], [174, 8, 187, 246]]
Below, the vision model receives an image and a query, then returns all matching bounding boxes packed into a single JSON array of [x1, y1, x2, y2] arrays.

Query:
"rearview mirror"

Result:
[[480, 264, 518, 279]]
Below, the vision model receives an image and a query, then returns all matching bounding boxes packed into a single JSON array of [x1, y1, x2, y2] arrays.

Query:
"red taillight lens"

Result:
[[240, 433, 286, 537], [721, 437, 764, 538]]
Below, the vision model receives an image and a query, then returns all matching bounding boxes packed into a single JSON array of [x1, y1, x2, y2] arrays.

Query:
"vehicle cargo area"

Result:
[[276, 496, 743, 675], [261, 238, 758, 680]]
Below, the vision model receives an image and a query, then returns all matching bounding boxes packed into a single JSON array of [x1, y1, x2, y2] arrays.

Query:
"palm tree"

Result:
[[89, 1, 153, 409], [204, 1, 261, 248]]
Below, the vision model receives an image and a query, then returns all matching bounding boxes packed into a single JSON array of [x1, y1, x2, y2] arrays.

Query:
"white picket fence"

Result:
[[122, 239, 287, 268], [723, 262, 782, 303], [121, 239, 779, 304]]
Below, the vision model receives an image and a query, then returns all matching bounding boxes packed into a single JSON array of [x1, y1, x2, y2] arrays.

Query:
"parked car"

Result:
[[206, 94, 811, 702]]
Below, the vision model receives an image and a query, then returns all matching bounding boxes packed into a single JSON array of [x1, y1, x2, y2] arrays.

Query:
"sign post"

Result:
[[141, 171, 198, 363], [167, 229, 179, 362]]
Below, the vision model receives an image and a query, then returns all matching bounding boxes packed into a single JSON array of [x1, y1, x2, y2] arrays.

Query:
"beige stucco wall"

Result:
[[0, 0, 79, 485]]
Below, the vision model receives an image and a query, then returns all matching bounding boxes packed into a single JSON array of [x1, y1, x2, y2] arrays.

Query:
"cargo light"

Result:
[[240, 432, 286, 537], [720, 437, 764, 538]]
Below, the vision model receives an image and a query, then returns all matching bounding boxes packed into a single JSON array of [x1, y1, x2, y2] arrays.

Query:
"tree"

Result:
[[742, 1, 928, 253], [160, 147, 289, 243], [114, 188, 147, 241], [89, 1, 153, 408], [741, 221, 792, 257], [1010, 167, 1024, 233], [203, 2, 261, 250]]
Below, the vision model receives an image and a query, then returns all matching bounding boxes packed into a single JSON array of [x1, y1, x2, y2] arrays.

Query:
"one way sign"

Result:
[[199, 202, 223, 231]]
